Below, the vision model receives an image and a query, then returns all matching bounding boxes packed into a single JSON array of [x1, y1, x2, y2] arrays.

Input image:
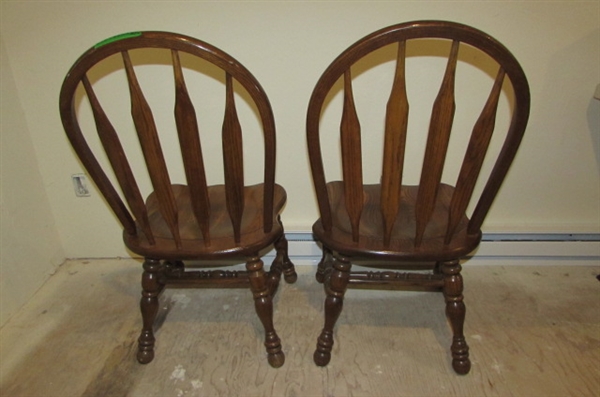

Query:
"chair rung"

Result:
[[163, 269, 250, 288], [348, 271, 444, 289]]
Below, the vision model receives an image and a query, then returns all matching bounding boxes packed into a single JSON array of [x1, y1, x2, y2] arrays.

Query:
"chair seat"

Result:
[[124, 183, 287, 259], [312, 181, 481, 261]]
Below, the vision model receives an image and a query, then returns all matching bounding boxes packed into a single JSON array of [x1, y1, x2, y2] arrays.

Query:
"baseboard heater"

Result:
[[279, 232, 600, 264]]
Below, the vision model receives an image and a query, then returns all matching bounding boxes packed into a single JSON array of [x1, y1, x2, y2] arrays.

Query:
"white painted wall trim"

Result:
[[280, 232, 600, 266], [73, 233, 600, 267]]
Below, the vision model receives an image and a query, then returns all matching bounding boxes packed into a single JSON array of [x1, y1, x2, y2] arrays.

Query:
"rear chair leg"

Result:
[[314, 253, 351, 366], [247, 256, 285, 368], [442, 259, 471, 374], [276, 232, 297, 284], [269, 232, 297, 290], [137, 258, 164, 364], [316, 247, 333, 283]]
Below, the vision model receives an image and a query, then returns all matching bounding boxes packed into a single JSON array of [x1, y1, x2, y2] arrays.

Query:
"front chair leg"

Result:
[[442, 259, 471, 374], [137, 258, 164, 364], [314, 253, 351, 366], [247, 256, 285, 368]]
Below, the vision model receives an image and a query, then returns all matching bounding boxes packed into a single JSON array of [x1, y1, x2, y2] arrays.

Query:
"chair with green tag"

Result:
[[59, 31, 297, 367]]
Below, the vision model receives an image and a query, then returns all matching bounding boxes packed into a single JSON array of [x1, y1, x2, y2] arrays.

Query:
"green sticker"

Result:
[[94, 32, 142, 49]]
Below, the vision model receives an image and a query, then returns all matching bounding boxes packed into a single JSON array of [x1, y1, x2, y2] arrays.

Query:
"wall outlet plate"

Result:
[[72, 174, 90, 197]]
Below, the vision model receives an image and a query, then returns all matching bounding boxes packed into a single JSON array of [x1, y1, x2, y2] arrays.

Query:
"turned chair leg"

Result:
[[277, 233, 298, 284], [275, 232, 298, 283], [247, 256, 285, 368], [268, 222, 298, 295], [315, 247, 334, 283], [442, 259, 471, 374], [314, 253, 351, 366], [137, 258, 164, 364], [268, 233, 297, 296], [276, 218, 298, 284]]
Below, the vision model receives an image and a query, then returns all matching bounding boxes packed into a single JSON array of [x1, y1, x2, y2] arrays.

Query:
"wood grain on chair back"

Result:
[[60, 32, 277, 249], [307, 21, 530, 248]]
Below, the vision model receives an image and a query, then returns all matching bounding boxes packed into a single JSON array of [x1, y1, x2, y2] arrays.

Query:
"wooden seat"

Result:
[[59, 31, 297, 368], [129, 184, 288, 258], [307, 21, 530, 374], [320, 182, 475, 259]]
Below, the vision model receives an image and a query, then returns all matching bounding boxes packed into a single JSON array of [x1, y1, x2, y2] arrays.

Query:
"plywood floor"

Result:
[[1, 259, 599, 397]]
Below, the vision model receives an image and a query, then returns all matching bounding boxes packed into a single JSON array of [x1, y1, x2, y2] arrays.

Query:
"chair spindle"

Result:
[[445, 68, 505, 244], [341, 69, 363, 243], [122, 50, 181, 248], [82, 75, 155, 244], [415, 40, 459, 247], [171, 50, 212, 245], [222, 73, 244, 243], [381, 41, 409, 247]]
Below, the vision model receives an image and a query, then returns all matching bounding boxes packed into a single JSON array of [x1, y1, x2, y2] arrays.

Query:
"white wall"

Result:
[[1, 1, 598, 263], [0, 39, 65, 326]]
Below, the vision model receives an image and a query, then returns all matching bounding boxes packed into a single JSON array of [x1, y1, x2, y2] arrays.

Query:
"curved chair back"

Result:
[[307, 21, 530, 249], [60, 31, 277, 250]]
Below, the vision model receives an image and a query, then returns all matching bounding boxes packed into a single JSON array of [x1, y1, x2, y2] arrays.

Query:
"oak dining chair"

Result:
[[306, 21, 530, 374], [59, 31, 297, 368]]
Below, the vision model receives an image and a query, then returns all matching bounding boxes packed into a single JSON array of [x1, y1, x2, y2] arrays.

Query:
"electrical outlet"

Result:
[[72, 174, 91, 197]]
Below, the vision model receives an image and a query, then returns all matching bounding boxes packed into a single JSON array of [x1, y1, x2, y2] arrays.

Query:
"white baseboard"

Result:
[[278, 232, 600, 266]]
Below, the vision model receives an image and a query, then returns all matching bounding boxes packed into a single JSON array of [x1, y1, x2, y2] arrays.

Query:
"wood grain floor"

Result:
[[1, 258, 598, 396]]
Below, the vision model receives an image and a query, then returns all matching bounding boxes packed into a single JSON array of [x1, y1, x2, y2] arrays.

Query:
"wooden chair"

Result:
[[59, 31, 297, 368], [307, 21, 530, 374]]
